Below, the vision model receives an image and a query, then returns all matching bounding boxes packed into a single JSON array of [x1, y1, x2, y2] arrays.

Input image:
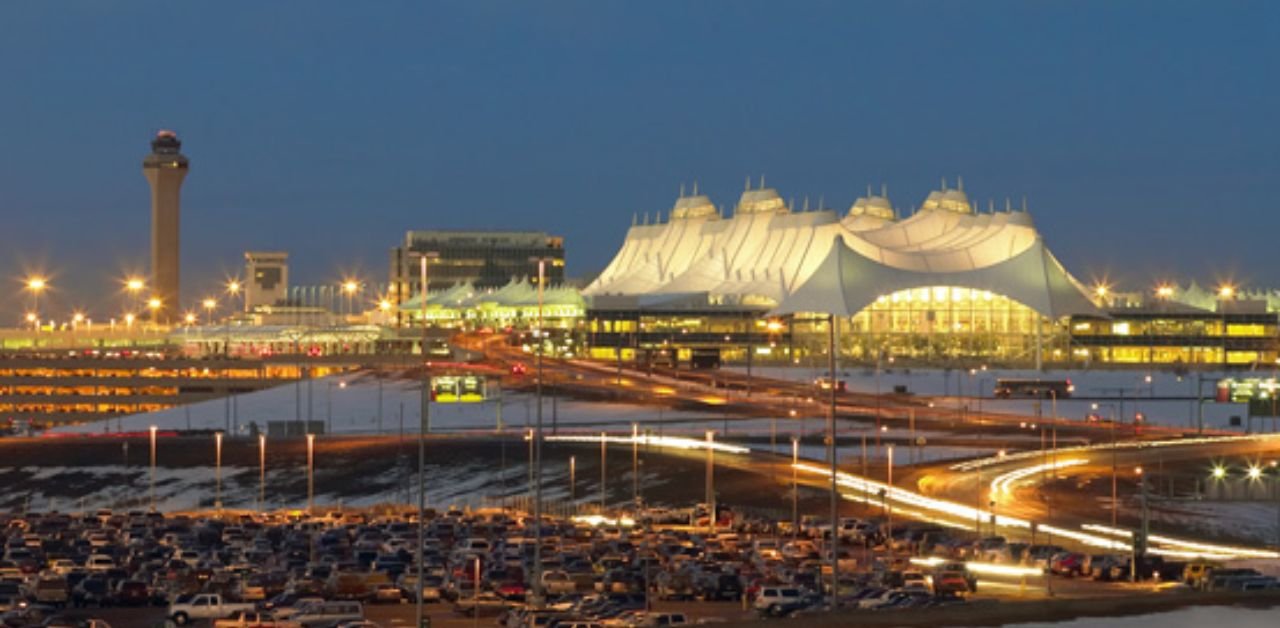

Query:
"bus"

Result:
[[993, 378, 1073, 399]]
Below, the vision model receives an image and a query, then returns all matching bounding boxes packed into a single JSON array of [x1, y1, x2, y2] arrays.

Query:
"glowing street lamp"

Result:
[[1155, 284, 1174, 299], [72, 312, 84, 331], [124, 313, 136, 330], [1218, 284, 1237, 300], [1248, 465, 1263, 481], [24, 277, 46, 323], [1212, 465, 1227, 480], [341, 280, 359, 316], [306, 433, 316, 514], [124, 277, 145, 312], [149, 425, 158, 512], [183, 312, 196, 327], [214, 431, 223, 513], [258, 434, 267, 512], [147, 298, 162, 328], [202, 298, 217, 326]]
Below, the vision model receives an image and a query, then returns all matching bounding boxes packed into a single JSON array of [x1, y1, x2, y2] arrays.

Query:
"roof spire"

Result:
[[692, 180, 699, 195], [1005, 197, 1012, 212], [957, 176, 964, 191], [941, 177, 948, 190], [631, 212, 637, 226], [802, 196, 809, 211], [881, 183, 888, 197], [988, 199, 995, 213], [744, 176, 751, 191], [759, 174, 766, 189], [818, 195, 825, 209], [679, 183, 686, 198], [643, 211, 649, 225], [1021, 195, 1028, 212], [867, 184, 873, 197]]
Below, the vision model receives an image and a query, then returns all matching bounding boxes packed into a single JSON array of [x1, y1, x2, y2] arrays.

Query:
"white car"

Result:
[[753, 587, 805, 612]]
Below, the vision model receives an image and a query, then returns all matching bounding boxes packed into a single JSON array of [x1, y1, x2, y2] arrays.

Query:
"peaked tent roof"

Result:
[[772, 235, 1104, 319]]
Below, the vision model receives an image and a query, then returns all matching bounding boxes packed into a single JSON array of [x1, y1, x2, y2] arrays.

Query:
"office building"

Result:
[[244, 251, 289, 311], [388, 229, 565, 308]]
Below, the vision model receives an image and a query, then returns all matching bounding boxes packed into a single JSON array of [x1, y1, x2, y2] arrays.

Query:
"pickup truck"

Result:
[[167, 593, 256, 625]]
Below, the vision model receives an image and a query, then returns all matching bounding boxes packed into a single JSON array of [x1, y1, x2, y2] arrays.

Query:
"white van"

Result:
[[290, 600, 363, 627]]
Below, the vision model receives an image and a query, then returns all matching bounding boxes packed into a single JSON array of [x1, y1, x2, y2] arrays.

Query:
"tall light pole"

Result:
[[125, 277, 145, 317], [258, 434, 266, 512], [791, 436, 799, 541], [342, 280, 359, 318], [149, 425, 158, 512], [202, 298, 217, 327], [24, 277, 46, 329], [705, 430, 716, 535], [826, 314, 839, 605], [412, 250, 437, 628], [530, 256, 549, 607], [214, 431, 223, 513], [306, 433, 315, 514], [1093, 402, 1119, 526], [600, 432, 607, 511], [631, 422, 640, 504], [886, 444, 894, 560], [569, 455, 576, 502]]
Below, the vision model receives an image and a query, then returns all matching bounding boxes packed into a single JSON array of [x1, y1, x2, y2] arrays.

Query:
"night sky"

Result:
[[0, 1, 1276, 319]]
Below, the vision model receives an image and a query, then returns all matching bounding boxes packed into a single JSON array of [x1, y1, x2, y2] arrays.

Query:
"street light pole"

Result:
[[214, 432, 223, 514], [569, 455, 576, 502], [705, 430, 716, 535], [306, 433, 315, 514], [532, 257, 547, 607], [826, 314, 839, 606], [791, 437, 799, 541], [258, 434, 266, 512], [600, 432, 607, 511], [414, 250, 437, 628], [149, 425, 157, 512], [632, 422, 640, 504]]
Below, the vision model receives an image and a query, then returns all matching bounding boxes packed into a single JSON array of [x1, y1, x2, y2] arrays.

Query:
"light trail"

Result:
[[950, 434, 1280, 472], [989, 458, 1088, 495], [545, 433, 750, 454], [792, 461, 1276, 559]]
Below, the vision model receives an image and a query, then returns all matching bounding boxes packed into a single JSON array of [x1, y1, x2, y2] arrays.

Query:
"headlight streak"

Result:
[[990, 458, 1089, 495], [950, 434, 1280, 472], [545, 434, 749, 454], [793, 462, 1276, 559]]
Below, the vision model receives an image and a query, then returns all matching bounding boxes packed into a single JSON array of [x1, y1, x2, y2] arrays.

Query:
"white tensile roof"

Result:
[[585, 184, 1103, 319]]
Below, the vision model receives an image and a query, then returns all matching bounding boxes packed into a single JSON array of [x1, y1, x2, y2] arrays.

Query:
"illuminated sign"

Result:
[[431, 375, 488, 403]]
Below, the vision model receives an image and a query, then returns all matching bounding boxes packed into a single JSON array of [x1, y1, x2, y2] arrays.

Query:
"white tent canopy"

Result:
[[772, 234, 1104, 319], [588, 183, 1103, 319]]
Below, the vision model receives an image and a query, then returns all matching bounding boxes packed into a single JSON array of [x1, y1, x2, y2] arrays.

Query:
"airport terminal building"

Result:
[[582, 182, 1279, 369]]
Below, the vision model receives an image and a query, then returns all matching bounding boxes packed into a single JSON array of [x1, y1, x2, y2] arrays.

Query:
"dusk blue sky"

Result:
[[1, 1, 1277, 318]]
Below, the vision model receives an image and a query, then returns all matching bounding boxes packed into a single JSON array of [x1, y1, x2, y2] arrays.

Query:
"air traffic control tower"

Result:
[[142, 130, 189, 323]]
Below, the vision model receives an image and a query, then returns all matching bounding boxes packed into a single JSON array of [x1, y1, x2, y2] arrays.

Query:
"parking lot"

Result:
[[0, 502, 1261, 628]]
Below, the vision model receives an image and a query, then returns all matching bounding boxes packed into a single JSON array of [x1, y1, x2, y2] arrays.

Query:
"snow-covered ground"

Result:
[[48, 374, 733, 438], [730, 365, 1264, 432]]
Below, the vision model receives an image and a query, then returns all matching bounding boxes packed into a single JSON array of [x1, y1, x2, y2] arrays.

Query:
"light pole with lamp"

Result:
[[306, 433, 315, 514], [149, 425, 158, 512], [705, 430, 716, 535], [1218, 284, 1235, 370], [124, 277, 145, 318], [214, 431, 223, 513], [791, 436, 799, 540], [258, 434, 266, 512], [202, 298, 217, 327], [411, 250, 437, 628], [569, 455, 576, 502], [24, 277, 46, 331], [1092, 402, 1120, 526], [600, 431, 607, 511], [529, 255, 551, 607]]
